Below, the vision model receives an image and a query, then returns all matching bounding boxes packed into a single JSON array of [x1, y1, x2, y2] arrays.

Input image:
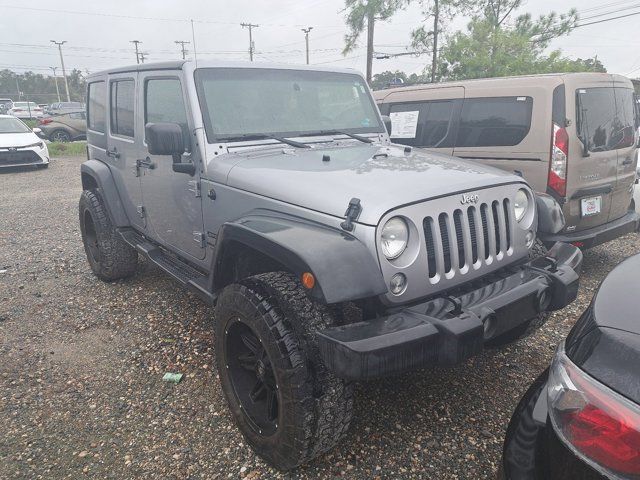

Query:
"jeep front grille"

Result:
[[423, 199, 513, 281]]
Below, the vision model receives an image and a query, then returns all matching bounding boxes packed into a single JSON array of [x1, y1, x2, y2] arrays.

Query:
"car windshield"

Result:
[[194, 68, 383, 142], [0, 117, 32, 133]]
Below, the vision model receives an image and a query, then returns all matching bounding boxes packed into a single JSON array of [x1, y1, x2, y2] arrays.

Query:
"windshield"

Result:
[[194, 68, 383, 142], [0, 117, 31, 133]]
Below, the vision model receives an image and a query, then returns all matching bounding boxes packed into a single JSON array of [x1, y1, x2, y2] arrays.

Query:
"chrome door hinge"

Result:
[[193, 231, 206, 248], [136, 206, 145, 218], [188, 180, 201, 198]]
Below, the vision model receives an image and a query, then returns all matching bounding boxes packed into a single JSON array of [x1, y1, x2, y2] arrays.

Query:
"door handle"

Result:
[[136, 157, 155, 169], [622, 157, 633, 166], [106, 148, 120, 159]]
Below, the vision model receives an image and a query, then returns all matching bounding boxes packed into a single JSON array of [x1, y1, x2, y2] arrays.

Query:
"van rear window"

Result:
[[576, 87, 635, 152], [456, 97, 533, 148]]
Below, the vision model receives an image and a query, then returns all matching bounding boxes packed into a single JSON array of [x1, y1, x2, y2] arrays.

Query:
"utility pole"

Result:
[[50, 40, 71, 101], [130, 40, 142, 64], [175, 40, 190, 60], [240, 23, 259, 61], [139, 52, 148, 64], [301, 27, 313, 64], [431, 0, 439, 83], [49, 66, 61, 102], [365, 10, 375, 84]]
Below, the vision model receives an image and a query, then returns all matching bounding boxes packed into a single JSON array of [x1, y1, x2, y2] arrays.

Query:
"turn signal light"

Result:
[[301, 272, 315, 290]]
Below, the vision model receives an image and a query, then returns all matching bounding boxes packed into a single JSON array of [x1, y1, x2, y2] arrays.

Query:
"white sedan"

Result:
[[7, 101, 44, 119], [0, 115, 49, 168]]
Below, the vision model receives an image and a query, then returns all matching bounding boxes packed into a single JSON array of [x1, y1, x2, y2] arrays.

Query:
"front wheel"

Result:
[[50, 129, 71, 142], [214, 272, 354, 470]]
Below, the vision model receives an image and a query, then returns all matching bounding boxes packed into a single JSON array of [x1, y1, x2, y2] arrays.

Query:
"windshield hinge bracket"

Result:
[[340, 198, 362, 232]]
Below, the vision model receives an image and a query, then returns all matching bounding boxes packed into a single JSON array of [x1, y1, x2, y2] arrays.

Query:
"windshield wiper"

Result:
[[218, 133, 310, 149], [301, 130, 374, 144]]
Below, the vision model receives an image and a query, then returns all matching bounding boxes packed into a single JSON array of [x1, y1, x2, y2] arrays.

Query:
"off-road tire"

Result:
[[487, 240, 551, 347], [79, 189, 138, 281], [214, 271, 354, 470]]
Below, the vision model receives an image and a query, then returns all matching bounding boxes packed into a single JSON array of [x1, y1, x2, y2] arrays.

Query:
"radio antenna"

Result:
[[191, 19, 198, 65]]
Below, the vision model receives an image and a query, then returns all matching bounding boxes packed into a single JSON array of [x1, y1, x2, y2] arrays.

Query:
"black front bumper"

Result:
[[541, 210, 640, 249], [317, 242, 582, 381]]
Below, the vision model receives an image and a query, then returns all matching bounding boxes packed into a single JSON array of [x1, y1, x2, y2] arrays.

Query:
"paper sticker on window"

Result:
[[389, 111, 420, 138], [517, 97, 526, 101]]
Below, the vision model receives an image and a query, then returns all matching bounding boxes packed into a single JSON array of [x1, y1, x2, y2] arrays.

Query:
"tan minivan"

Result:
[[375, 73, 640, 248]]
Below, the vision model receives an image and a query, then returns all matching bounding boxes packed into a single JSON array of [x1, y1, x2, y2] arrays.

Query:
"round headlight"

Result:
[[380, 217, 408, 260], [514, 188, 530, 222]]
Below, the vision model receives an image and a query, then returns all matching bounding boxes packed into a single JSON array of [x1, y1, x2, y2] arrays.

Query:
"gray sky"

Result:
[[2, 0, 639, 77]]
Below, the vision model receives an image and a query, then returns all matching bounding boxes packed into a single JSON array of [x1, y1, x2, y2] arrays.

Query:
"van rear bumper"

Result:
[[316, 242, 582, 381], [541, 210, 640, 248]]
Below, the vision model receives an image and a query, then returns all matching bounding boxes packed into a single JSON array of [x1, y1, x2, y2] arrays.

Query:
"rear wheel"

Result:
[[79, 189, 138, 281], [214, 272, 354, 470], [50, 129, 71, 142]]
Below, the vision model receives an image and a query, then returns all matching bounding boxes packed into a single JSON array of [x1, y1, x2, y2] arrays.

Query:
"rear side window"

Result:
[[88, 81, 106, 133], [576, 87, 635, 152], [456, 97, 533, 147], [110, 80, 135, 138], [145, 78, 189, 150], [388, 100, 454, 147]]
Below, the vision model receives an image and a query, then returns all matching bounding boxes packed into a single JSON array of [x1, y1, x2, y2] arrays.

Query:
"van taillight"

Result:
[[38, 118, 52, 125], [549, 124, 568, 197], [549, 344, 640, 477]]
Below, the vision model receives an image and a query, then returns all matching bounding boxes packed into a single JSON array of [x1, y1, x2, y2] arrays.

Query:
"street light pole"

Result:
[[302, 27, 313, 64], [50, 40, 71, 102], [49, 66, 61, 102]]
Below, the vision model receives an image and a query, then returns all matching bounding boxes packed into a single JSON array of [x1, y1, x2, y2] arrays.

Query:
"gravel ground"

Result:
[[1, 155, 639, 480]]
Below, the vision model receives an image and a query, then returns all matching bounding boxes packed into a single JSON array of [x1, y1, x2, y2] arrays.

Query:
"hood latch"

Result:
[[341, 198, 362, 232]]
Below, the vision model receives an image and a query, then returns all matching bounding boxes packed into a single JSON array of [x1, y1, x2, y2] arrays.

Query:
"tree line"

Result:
[[343, 0, 608, 88], [0, 69, 86, 104]]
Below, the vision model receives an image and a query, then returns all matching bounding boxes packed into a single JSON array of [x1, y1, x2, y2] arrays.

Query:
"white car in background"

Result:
[[0, 115, 49, 169], [7, 102, 44, 119]]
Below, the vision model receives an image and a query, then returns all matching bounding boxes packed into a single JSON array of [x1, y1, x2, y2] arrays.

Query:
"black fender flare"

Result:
[[80, 160, 130, 228], [535, 192, 565, 237], [210, 213, 387, 304]]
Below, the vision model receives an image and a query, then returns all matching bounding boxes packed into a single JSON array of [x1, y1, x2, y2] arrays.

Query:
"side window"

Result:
[[421, 101, 454, 147], [145, 78, 189, 150], [456, 97, 533, 148], [110, 80, 135, 138], [87, 81, 106, 133], [387, 100, 455, 148]]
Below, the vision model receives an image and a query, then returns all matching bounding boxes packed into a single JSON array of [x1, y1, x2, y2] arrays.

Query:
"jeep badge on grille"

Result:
[[460, 193, 479, 205]]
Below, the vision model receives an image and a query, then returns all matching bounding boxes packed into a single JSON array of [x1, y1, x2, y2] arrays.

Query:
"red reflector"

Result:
[[571, 241, 584, 248]]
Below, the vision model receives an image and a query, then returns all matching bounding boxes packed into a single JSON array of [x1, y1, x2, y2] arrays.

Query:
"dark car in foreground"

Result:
[[502, 254, 640, 479], [37, 111, 86, 142]]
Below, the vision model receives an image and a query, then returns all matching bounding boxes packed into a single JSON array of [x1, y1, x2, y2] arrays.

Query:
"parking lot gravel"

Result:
[[1, 155, 639, 479]]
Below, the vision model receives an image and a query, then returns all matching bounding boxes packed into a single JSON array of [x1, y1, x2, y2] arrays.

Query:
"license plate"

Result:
[[581, 196, 602, 217]]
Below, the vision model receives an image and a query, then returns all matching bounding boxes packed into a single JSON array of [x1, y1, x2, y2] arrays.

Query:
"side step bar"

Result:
[[119, 229, 215, 305]]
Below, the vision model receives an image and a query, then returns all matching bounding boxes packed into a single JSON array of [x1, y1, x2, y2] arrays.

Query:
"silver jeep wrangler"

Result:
[[79, 60, 582, 470]]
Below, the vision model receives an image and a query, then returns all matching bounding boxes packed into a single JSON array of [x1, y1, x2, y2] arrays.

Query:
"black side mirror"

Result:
[[146, 122, 185, 157], [146, 122, 195, 175], [381, 115, 392, 135]]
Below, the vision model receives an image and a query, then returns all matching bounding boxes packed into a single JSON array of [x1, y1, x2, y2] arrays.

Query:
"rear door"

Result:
[[379, 86, 464, 156], [611, 83, 637, 221], [106, 73, 145, 230], [570, 79, 623, 230]]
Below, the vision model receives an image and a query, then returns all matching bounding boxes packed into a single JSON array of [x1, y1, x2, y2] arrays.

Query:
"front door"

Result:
[[106, 73, 145, 230], [137, 73, 205, 260]]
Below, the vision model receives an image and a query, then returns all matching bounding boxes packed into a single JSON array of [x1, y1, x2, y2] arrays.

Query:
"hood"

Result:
[[0, 131, 40, 148], [224, 143, 520, 225]]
